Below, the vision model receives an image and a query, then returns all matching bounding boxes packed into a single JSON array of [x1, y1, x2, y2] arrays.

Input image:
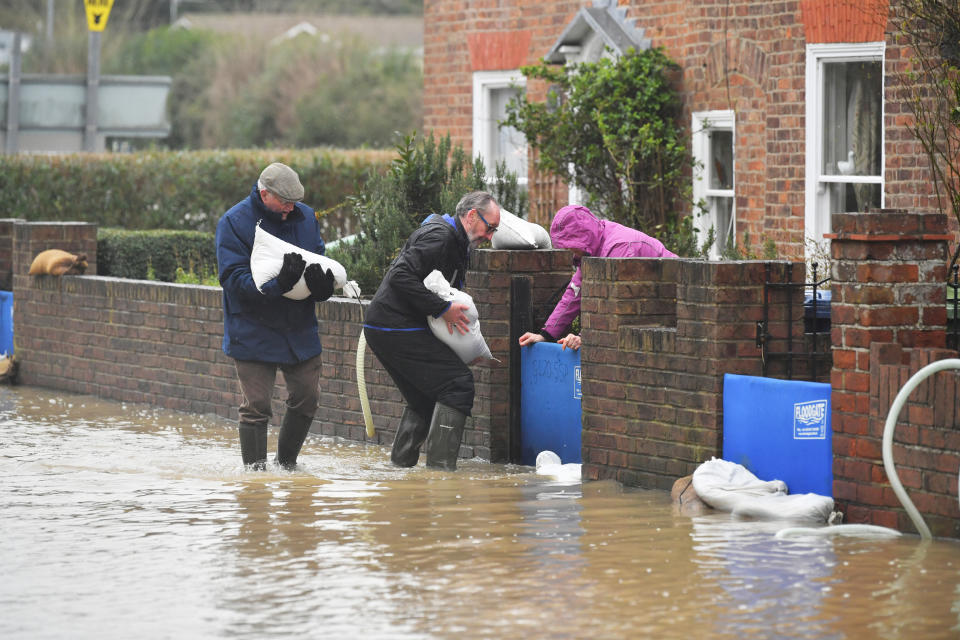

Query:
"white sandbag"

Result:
[[535, 450, 581, 483], [250, 223, 348, 300], [491, 209, 552, 250], [731, 493, 834, 523], [423, 270, 494, 364], [527, 220, 552, 249], [691, 457, 832, 523], [692, 457, 787, 511]]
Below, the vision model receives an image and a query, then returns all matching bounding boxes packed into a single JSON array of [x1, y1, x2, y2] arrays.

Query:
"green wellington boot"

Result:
[[424, 403, 467, 471], [275, 410, 314, 470], [390, 407, 429, 467], [238, 423, 267, 470]]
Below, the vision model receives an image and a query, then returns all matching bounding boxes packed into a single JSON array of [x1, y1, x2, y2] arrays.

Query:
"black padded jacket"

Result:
[[363, 213, 470, 330]]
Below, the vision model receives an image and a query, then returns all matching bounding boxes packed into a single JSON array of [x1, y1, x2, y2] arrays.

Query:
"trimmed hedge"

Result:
[[98, 228, 217, 283], [0, 148, 394, 238]]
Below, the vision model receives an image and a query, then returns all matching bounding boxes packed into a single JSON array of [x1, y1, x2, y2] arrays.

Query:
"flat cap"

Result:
[[259, 162, 304, 202]]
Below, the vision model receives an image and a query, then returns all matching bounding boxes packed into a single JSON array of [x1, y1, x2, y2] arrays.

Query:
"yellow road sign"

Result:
[[84, 0, 114, 32]]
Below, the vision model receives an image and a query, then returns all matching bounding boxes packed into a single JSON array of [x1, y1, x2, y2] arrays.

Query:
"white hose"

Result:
[[775, 524, 902, 539], [882, 358, 960, 541], [356, 329, 375, 438]]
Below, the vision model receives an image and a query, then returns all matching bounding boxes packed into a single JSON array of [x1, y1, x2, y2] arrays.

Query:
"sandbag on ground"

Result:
[[691, 457, 833, 523]]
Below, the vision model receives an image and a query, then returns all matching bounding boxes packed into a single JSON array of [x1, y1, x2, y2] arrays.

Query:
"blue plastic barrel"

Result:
[[722, 373, 832, 496], [520, 341, 582, 465], [0, 291, 12, 356]]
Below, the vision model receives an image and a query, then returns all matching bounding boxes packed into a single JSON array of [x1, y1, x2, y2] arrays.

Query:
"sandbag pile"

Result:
[[689, 457, 834, 522]]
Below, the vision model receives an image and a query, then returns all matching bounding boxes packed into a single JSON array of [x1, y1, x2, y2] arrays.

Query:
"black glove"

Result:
[[304, 263, 335, 302], [275, 252, 306, 294]]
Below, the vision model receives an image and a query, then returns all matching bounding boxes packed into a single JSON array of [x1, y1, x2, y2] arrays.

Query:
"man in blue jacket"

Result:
[[216, 162, 335, 470], [363, 191, 501, 470]]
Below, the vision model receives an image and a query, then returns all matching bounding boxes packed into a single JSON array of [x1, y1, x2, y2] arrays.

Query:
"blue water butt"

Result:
[[722, 374, 832, 496], [0, 291, 12, 356], [520, 341, 582, 465]]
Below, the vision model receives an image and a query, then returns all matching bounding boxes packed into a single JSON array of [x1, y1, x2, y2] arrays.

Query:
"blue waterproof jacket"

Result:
[[216, 184, 325, 364]]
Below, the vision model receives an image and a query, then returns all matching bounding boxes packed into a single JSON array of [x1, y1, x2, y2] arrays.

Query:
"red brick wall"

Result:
[[865, 344, 959, 537], [423, 0, 581, 148], [0, 218, 22, 291], [422, 0, 950, 258], [579, 257, 806, 489], [423, 0, 581, 226], [829, 209, 959, 537], [9, 220, 573, 463]]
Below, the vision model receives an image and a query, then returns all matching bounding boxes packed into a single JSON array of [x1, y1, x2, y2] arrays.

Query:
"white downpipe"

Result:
[[356, 329, 375, 438], [882, 358, 960, 541]]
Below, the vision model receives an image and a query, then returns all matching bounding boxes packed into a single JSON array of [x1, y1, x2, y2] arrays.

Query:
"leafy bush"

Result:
[[109, 26, 422, 151], [0, 148, 392, 238], [16, 14, 422, 152], [98, 228, 217, 282], [256, 35, 423, 150], [504, 47, 707, 256], [329, 132, 528, 295]]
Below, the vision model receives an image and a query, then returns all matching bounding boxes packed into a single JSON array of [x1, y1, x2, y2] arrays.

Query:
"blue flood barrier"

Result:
[[520, 341, 582, 465], [0, 291, 12, 356], [723, 373, 832, 496]]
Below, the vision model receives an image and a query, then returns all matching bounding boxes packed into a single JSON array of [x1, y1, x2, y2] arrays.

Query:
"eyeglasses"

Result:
[[475, 208, 499, 234]]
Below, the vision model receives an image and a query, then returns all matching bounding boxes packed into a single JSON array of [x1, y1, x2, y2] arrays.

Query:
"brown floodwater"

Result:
[[1, 385, 958, 639]]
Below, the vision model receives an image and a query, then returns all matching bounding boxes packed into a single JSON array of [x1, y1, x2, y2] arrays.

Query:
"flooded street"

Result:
[[1, 385, 958, 639]]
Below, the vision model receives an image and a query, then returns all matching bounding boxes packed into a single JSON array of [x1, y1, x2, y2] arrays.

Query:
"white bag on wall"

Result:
[[423, 270, 494, 363], [491, 209, 552, 250], [250, 223, 348, 300]]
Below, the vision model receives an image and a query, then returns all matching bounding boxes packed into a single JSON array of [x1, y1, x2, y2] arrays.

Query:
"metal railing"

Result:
[[756, 263, 832, 382]]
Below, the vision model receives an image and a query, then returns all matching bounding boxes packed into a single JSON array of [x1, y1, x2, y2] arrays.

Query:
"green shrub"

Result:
[[504, 47, 708, 256], [173, 267, 219, 287], [98, 228, 217, 283], [719, 231, 779, 261], [329, 132, 528, 295], [0, 148, 393, 238]]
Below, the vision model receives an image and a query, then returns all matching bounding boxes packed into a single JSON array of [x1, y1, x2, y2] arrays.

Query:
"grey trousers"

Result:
[[233, 354, 322, 426]]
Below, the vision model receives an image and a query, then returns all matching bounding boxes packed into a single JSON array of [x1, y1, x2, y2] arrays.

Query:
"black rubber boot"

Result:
[[238, 423, 267, 470], [390, 407, 429, 467], [424, 403, 467, 471], [275, 410, 314, 470]]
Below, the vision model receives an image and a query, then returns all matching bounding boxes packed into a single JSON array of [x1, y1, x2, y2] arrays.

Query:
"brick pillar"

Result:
[[827, 209, 952, 528], [0, 218, 24, 291], [580, 258, 800, 489], [467, 248, 573, 462]]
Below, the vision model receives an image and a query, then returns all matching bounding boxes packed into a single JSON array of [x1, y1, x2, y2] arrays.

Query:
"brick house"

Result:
[[422, 0, 955, 260]]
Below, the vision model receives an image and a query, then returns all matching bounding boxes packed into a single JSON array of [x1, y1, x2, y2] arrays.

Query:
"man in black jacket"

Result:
[[363, 191, 501, 470]]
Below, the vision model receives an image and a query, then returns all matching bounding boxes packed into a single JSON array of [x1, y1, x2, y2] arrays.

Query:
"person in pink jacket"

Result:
[[518, 205, 677, 351]]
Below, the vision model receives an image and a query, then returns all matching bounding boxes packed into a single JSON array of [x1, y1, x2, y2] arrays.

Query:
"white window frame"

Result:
[[692, 110, 735, 260], [472, 70, 527, 187], [804, 42, 885, 251]]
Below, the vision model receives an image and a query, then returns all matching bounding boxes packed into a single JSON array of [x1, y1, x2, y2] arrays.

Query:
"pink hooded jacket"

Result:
[[541, 205, 677, 339]]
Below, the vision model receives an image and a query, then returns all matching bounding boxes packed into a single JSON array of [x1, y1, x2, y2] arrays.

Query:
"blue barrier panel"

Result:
[[520, 342, 582, 465], [0, 291, 12, 356], [723, 374, 832, 496]]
